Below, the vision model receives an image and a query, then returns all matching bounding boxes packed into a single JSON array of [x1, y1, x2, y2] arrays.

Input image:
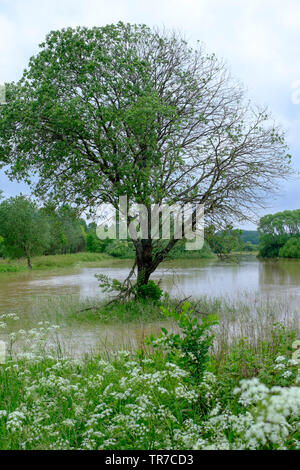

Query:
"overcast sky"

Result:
[[0, 0, 300, 227]]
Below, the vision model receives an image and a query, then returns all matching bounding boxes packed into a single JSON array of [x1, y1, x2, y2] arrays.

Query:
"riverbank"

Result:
[[0, 246, 217, 274], [0, 299, 299, 450], [0, 252, 116, 273]]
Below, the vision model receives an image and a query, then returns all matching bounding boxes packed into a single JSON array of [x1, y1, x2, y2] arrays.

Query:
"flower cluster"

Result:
[[0, 312, 298, 451]]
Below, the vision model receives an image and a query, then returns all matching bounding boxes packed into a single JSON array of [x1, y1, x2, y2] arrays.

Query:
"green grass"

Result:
[[0, 303, 299, 450], [0, 264, 27, 273], [0, 252, 113, 273]]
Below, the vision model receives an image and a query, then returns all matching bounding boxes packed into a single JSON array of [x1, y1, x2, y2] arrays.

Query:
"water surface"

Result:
[[1, 256, 300, 354], [1, 257, 300, 314]]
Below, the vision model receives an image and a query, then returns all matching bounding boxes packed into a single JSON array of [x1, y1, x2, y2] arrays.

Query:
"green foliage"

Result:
[[215, 323, 297, 394], [104, 240, 135, 259], [0, 196, 50, 267], [240, 230, 259, 245], [136, 280, 162, 301], [42, 204, 86, 255], [0, 196, 88, 263], [96, 273, 163, 301], [167, 239, 214, 259], [0, 264, 25, 273], [279, 236, 300, 258], [0, 234, 4, 258], [95, 273, 127, 296], [258, 210, 300, 258], [86, 232, 102, 253], [148, 303, 218, 383], [241, 241, 257, 252], [206, 224, 242, 259]]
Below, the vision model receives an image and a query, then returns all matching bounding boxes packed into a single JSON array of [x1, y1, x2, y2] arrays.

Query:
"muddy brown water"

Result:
[[1, 256, 300, 354]]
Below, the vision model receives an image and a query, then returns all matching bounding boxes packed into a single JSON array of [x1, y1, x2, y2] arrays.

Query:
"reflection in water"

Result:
[[258, 259, 300, 293]]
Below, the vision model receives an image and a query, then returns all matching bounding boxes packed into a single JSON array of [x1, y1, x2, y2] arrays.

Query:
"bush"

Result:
[[279, 237, 300, 258], [148, 303, 218, 382], [136, 280, 163, 301]]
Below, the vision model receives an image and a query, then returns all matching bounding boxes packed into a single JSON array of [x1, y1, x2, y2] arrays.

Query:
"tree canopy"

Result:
[[0, 22, 292, 287], [206, 225, 242, 260], [258, 209, 300, 258], [0, 196, 50, 268]]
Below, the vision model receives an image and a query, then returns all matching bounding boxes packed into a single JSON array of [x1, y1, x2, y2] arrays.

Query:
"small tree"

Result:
[[206, 224, 242, 260], [0, 196, 50, 269], [0, 23, 292, 287]]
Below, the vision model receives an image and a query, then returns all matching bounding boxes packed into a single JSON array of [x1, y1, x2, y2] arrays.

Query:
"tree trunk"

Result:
[[135, 239, 154, 288], [27, 256, 32, 270], [133, 237, 181, 292]]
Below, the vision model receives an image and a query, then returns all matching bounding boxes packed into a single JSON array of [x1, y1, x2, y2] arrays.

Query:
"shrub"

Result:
[[279, 237, 300, 258], [148, 303, 218, 383], [136, 280, 163, 301]]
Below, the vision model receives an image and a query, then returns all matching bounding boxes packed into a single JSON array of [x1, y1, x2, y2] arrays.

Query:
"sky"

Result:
[[0, 0, 300, 228]]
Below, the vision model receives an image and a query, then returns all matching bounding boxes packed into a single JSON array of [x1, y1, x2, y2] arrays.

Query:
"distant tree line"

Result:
[[0, 194, 261, 269], [0, 195, 88, 268], [258, 209, 300, 258]]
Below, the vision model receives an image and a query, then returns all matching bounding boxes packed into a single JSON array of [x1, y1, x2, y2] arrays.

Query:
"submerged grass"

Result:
[[3, 292, 299, 356]]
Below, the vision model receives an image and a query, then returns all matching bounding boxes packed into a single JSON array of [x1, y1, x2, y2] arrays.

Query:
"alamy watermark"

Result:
[[95, 196, 204, 251], [0, 83, 6, 105]]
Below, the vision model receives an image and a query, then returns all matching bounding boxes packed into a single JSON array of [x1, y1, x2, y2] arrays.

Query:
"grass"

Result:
[[0, 252, 114, 273], [0, 301, 299, 450], [0, 247, 258, 274], [2, 290, 299, 359], [0, 264, 26, 273]]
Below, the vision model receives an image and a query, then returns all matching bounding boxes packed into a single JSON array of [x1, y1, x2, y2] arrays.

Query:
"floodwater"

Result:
[[1, 256, 300, 314], [1, 256, 300, 354]]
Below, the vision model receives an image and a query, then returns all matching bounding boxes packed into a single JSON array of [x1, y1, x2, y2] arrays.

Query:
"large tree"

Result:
[[0, 22, 292, 288]]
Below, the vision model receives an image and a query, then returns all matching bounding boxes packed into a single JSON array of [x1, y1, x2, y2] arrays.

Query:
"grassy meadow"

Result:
[[0, 252, 115, 273]]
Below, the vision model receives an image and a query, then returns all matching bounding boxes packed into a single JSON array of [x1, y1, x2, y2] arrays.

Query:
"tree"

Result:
[[279, 237, 300, 258], [0, 23, 292, 289], [86, 232, 101, 253], [241, 241, 257, 253], [0, 196, 50, 269], [41, 204, 86, 254], [206, 224, 241, 260], [258, 210, 300, 258], [0, 234, 4, 258]]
